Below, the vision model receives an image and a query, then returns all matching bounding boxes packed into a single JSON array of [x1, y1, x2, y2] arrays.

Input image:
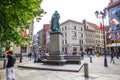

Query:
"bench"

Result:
[[65, 56, 81, 64], [0, 58, 8, 68], [42, 59, 67, 65]]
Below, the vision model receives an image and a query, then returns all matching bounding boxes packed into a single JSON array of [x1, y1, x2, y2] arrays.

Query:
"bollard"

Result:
[[90, 56, 92, 63], [3, 59, 6, 68], [84, 62, 89, 78]]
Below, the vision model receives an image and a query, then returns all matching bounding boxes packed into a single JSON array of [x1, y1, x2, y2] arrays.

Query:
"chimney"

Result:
[[82, 19, 86, 25], [82, 19, 87, 29]]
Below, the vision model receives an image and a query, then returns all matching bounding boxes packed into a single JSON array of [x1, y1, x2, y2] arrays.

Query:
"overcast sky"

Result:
[[33, 0, 110, 34]]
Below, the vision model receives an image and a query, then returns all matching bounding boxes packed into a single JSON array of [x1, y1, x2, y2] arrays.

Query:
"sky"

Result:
[[33, 0, 110, 34]]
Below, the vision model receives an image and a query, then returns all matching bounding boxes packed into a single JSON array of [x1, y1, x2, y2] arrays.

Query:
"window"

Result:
[[87, 26, 88, 29], [72, 32, 77, 37], [65, 40, 67, 44], [75, 32, 76, 37], [21, 46, 27, 53], [79, 40, 81, 44], [81, 27, 83, 31], [65, 26, 67, 30], [74, 26, 76, 30], [79, 40, 83, 44], [81, 40, 83, 44], [81, 33, 83, 37]]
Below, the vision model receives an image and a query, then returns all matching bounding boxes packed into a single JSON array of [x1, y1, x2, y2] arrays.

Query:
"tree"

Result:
[[0, 0, 45, 47]]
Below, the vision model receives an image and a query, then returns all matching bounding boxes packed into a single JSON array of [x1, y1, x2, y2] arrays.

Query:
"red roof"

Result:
[[87, 22, 109, 32], [87, 22, 99, 29]]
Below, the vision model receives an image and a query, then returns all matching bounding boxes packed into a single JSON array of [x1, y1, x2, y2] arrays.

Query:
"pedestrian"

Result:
[[64, 51, 69, 56], [92, 50, 95, 57], [28, 52, 32, 60], [19, 53, 23, 63], [88, 51, 90, 57], [110, 51, 115, 64], [4, 50, 16, 80], [80, 50, 85, 60], [33, 49, 41, 63]]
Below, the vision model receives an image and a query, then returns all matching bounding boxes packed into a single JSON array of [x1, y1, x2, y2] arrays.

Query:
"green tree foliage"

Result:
[[0, 0, 45, 47]]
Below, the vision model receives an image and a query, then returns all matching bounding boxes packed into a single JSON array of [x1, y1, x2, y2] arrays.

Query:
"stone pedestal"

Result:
[[42, 31, 66, 65], [49, 31, 62, 55]]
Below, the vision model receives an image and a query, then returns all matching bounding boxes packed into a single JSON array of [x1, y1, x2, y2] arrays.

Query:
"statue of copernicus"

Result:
[[51, 11, 60, 31]]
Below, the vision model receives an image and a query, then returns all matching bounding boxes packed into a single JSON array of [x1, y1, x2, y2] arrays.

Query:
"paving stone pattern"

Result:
[[0, 56, 120, 80]]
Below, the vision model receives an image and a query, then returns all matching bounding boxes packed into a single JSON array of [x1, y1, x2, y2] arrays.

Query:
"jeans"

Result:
[[110, 57, 115, 64]]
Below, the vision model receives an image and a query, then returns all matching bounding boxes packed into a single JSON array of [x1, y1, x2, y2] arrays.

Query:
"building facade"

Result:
[[107, 0, 120, 52], [84, 21, 104, 53], [82, 20, 95, 52], [108, 0, 120, 40], [37, 24, 51, 52], [60, 19, 84, 53], [37, 19, 104, 54]]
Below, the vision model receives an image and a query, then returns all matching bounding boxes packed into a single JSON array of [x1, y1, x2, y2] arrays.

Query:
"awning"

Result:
[[111, 43, 120, 47], [106, 44, 111, 47], [96, 45, 101, 47]]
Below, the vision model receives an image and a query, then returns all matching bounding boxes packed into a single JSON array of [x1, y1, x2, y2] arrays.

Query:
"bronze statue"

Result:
[[51, 11, 60, 31]]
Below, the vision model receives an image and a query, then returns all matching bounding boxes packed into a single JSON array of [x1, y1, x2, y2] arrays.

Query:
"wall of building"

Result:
[[108, 1, 120, 40], [60, 20, 84, 53]]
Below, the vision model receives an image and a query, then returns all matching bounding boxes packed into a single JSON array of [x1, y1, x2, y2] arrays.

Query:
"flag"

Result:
[[99, 22, 103, 31], [109, 34, 113, 39], [24, 29, 27, 37], [110, 19, 119, 25], [116, 33, 120, 39]]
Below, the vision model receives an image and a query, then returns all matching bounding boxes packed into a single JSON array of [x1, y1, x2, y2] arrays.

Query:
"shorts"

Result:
[[6, 67, 15, 80]]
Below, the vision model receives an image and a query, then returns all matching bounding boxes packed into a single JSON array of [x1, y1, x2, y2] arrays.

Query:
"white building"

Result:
[[60, 19, 84, 53], [82, 20, 96, 52]]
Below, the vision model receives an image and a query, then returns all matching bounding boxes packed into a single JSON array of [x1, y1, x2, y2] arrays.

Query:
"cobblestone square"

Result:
[[0, 56, 120, 80]]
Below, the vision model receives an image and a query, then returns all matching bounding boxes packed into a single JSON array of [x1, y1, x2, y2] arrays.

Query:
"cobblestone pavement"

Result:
[[0, 56, 120, 80]]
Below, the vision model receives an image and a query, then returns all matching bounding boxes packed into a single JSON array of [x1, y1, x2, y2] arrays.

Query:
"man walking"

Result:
[[4, 50, 16, 80], [110, 51, 115, 64]]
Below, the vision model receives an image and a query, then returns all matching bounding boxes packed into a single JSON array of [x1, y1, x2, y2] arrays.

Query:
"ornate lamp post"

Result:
[[95, 8, 108, 67]]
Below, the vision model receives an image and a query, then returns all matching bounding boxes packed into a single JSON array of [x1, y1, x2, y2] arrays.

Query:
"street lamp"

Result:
[[95, 8, 108, 67]]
